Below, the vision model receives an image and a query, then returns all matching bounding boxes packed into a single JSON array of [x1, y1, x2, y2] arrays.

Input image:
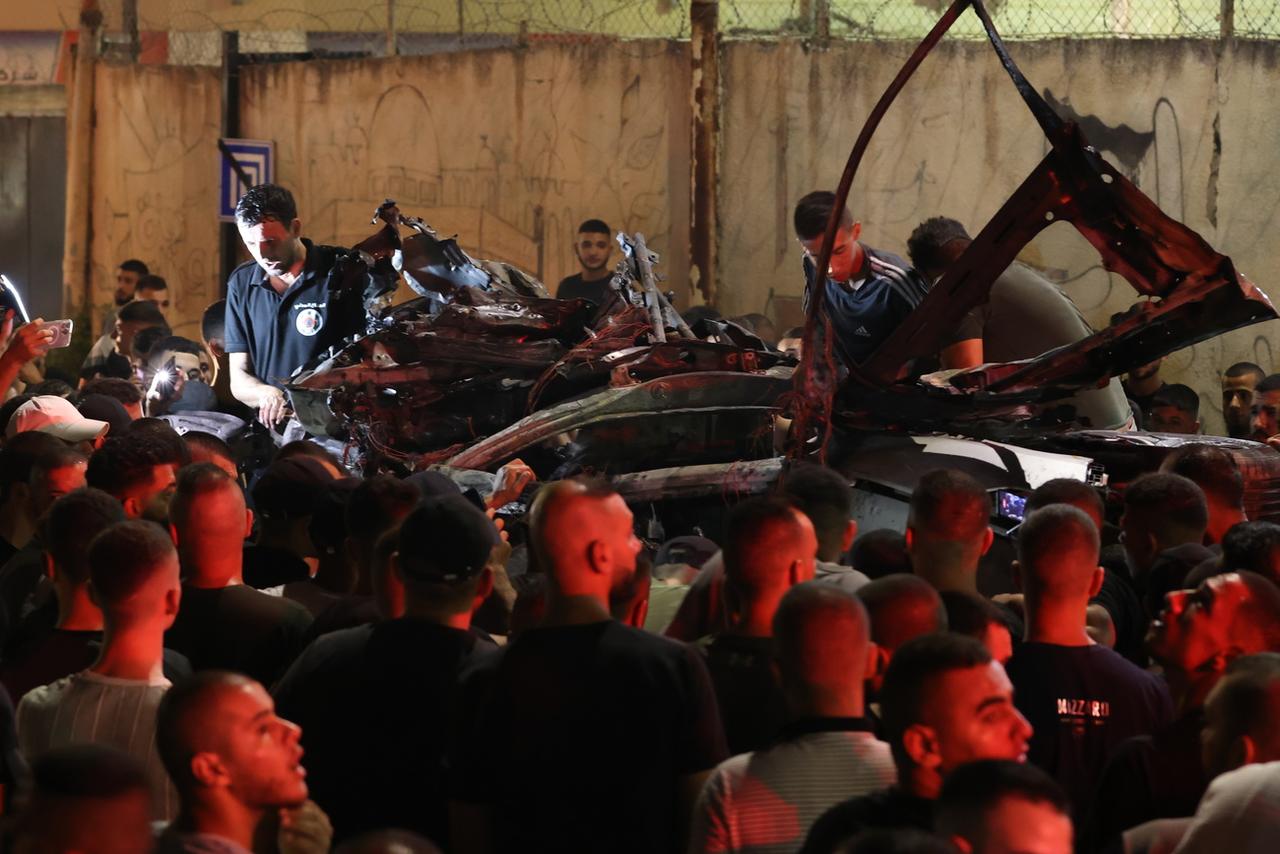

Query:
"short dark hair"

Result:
[[276, 439, 343, 472], [119, 259, 149, 276], [42, 488, 126, 583], [1162, 444, 1244, 509], [577, 218, 610, 235], [1123, 472, 1209, 544], [116, 300, 167, 326], [879, 633, 992, 761], [906, 216, 971, 274], [908, 469, 991, 540], [1152, 383, 1200, 417], [1210, 652, 1280, 753], [723, 496, 806, 593], [1258, 374, 1280, 395], [1026, 478, 1105, 528], [793, 190, 853, 240], [32, 444, 88, 483], [235, 184, 297, 226], [124, 419, 190, 466], [86, 435, 180, 499], [156, 671, 252, 791], [201, 300, 226, 343], [0, 431, 65, 501], [941, 590, 1014, 639], [182, 431, 235, 463], [26, 379, 75, 400], [87, 520, 176, 606], [780, 462, 853, 562], [135, 274, 168, 293], [850, 528, 911, 580], [131, 326, 170, 360], [1225, 362, 1265, 383], [1222, 522, 1280, 584], [346, 475, 419, 551], [0, 394, 32, 440], [1231, 571, 1280, 650], [935, 760, 1069, 842], [149, 336, 205, 360], [81, 377, 144, 407]]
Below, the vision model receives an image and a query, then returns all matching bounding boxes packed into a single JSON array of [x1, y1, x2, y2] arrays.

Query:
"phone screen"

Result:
[[997, 490, 1027, 522]]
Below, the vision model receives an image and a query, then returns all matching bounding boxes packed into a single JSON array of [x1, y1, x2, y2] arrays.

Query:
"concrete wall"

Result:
[[239, 42, 693, 303], [719, 39, 1280, 434], [89, 63, 222, 339]]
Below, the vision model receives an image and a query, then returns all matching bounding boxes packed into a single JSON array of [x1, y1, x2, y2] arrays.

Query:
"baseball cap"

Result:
[[7, 395, 109, 443], [76, 394, 133, 439], [251, 456, 335, 519], [397, 495, 498, 583]]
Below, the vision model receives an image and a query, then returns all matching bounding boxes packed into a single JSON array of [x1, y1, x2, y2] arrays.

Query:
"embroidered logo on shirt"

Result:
[[854, 325, 872, 337], [295, 308, 324, 337]]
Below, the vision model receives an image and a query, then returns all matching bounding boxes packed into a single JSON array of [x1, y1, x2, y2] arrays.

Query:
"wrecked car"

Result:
[[286, 0, 1280, 572]]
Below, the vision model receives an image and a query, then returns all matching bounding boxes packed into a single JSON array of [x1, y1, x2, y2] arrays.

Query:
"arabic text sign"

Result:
[[218, 139, 274, 222]]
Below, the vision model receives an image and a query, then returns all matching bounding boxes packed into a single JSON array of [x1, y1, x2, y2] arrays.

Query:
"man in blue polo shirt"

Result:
[[793, 191, 929, 369], [224, 184, 394, 428]]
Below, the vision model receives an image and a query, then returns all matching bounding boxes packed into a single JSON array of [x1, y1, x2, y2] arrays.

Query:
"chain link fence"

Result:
[[88, 0, 1280, 55]]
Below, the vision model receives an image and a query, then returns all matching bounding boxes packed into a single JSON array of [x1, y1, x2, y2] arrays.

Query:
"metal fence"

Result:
[[91, 0, 1280, 54]]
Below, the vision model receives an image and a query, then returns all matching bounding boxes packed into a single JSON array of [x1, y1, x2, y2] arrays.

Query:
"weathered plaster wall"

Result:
[[89, 63, 222, 339], [239, 42, 693, 304], [719, 39, 1280, 434]]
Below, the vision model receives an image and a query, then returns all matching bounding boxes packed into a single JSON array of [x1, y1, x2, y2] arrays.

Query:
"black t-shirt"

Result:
[[0, 629, 191, 703], [1144, 543, 1218, 617], [1005, 642, 1173, 814], [555, 274, 613, 306], [1087, 711, 1208, 849], [242, 544, 312, 590], [1092, 548, 1148, 665], [303, 595, 380, 644], [800, 787, 934, 854], [223, 239, 370, 388], [165, 583, 313, 687], [700, 633, 787, 754], [449, 620, 727, 853], [273, 619, 495, 843]]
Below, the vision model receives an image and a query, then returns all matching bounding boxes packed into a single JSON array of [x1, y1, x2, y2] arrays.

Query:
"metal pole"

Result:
[[1221, 0, 1235, 39], [690, 0, 720, 306], [387, 0, 397, 56], [62, 0, 102, 321], [815, 0, 830, 43], [632, 233, 667, 344], [122, 0, 139, 61], [219, 31, 241, 295]]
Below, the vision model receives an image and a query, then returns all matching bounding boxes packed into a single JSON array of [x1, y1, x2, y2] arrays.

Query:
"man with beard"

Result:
[[1249, 374, 1280, 448], [224, 184, 394, 429], [100, 259, 149, 337], [555, 219, 615, 306], [1222, 363, 1264, 439]]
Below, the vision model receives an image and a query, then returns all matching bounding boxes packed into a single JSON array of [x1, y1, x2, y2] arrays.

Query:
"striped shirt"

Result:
[[16, 671, 176, 820], [689, 719, 896, 854]]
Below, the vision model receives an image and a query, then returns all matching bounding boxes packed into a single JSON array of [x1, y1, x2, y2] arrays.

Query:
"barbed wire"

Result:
[[89, 0, 1280, 46]]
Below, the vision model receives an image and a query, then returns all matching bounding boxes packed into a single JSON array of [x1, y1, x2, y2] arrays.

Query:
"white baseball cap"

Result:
[[6, 395, 110, 443]]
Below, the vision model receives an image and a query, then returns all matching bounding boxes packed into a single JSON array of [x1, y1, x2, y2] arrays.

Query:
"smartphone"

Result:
[[996, 489, 1028, 523], [39, 319, 74, 349], [0, 275, 31, 324]]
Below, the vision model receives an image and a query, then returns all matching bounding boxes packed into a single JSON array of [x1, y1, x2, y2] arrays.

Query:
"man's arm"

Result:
[[228, 352, 289, 427], [940, 338, 983, 369]]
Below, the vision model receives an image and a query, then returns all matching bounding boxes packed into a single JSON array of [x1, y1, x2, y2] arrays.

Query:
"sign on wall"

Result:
[[217, 138, 274, 222]]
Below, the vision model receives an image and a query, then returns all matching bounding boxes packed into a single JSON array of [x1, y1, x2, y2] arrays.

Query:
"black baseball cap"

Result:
[[397, 495, 498, 584], [252, 456, 335, 519]]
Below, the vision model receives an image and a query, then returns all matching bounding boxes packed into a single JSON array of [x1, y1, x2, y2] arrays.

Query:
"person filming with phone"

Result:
[[224, 184, 396, 432]]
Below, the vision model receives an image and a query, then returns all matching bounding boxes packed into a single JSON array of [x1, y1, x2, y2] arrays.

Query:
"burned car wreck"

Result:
[[285, 0, 1280, 564]]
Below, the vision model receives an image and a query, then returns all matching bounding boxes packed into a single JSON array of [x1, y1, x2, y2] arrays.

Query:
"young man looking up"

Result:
[[555, 218, 614, 306], [792, 191, 929, 370]]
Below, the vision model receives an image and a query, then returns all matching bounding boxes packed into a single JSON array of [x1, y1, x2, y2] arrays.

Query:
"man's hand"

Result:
[[258, 386, 291, 428], [0, 312, 54, 365], [488, 458, 536, 509]]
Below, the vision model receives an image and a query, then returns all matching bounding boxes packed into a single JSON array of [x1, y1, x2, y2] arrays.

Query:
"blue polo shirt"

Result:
[[223, 239, 368, 388], [802, 245, 930, 367]]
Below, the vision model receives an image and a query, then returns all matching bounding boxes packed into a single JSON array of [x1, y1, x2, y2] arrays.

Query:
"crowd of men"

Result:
[[0, 184, 1277, 853]]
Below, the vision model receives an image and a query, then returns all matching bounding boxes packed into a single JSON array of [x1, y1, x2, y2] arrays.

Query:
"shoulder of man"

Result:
[[226, 258, 262, 288], [864, 246, 930, 305]]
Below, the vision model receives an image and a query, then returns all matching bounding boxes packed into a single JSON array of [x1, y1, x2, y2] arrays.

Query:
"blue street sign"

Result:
[[218, 138, 274, 222]]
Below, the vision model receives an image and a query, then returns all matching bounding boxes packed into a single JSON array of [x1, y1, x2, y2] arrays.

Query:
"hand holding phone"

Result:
[[38, 319, 73, 349]]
